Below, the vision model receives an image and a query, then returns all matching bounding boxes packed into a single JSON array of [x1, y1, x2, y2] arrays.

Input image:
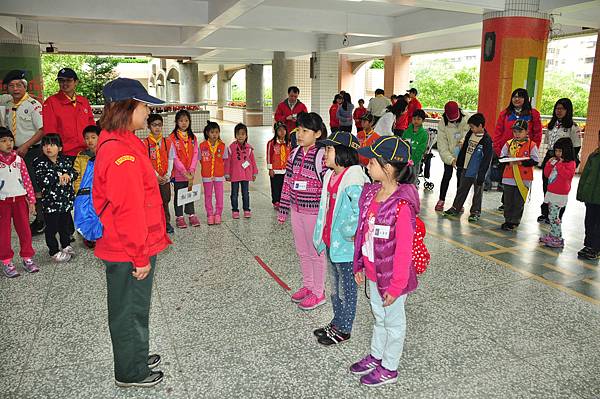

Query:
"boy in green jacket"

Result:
[[577, 130, 600, 260], [402, 109, 429, 180]]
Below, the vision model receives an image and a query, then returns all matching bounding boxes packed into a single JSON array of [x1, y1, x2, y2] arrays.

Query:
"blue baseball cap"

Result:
[[318, 131, 360, 149], [103, 78, 164, 105], [357, 136, 411, 163]]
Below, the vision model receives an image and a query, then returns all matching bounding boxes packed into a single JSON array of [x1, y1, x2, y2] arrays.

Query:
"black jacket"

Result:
[[34, 154, 78, 213], [456, 129, 493, 185]]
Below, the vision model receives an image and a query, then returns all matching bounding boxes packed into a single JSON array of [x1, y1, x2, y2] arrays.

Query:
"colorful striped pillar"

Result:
[[477, 4, 550, 125]]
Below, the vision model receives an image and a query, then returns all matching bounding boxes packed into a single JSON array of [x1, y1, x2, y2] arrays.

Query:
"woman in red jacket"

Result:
[[492, 88, 542, 209], [329, 94, 342, 133], [93, 78, 171, 388]]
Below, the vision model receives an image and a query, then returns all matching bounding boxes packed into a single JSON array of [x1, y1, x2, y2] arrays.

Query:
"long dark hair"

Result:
[[505, 88, 533, 116], [548, 98, 574, 130], [332, 94, 342, 105], [342, 92, 352, 111], [443, 110, 465, 126], [297, 112, 328, 140], [374, 156, 415, 184], [332, 145, 359, 167], [234, 122, 248, 145], [271, 123, 289, 145], [172, 109, 195, 141], [553, 137, 575, 162], [386, 98, 408, 117]]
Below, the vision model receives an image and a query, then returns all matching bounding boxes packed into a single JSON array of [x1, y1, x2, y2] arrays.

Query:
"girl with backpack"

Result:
[[351, 136, 421, 387], [278, 112, 328, 311], [169, 110, 200, 228], [312, 131, 369, 346]]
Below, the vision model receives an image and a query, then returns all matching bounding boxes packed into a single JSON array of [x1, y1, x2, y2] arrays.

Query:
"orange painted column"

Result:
[[338, 54, 353, 92], [580, 31, 600, 169], [477, 14, 550, 126], [384, 43, 410, 96]]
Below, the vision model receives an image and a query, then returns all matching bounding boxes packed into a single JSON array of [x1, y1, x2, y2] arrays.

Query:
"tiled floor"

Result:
[[3, 122, 599, 398]]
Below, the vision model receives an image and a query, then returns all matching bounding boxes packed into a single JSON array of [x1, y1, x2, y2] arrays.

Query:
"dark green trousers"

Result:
[[104, 256, 156, 382]]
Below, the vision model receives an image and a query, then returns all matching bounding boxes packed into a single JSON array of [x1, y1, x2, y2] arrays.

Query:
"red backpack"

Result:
[[397, 200, 430, 275]]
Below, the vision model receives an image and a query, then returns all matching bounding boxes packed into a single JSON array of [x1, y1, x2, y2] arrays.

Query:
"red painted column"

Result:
[[477, 13, 550, 125]]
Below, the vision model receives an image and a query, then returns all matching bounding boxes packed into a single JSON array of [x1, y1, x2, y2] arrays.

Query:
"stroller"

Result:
[[417, 127, 437, 191]]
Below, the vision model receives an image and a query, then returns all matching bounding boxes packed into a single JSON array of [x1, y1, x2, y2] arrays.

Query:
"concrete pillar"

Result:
[[0, 20, 43, 101], [166, 81, 180, 103], [178, 61, 199, 103], [198, 71, 208, 102], [245, 64, 264, 126], [580, 31, 600, 168], [217, 64, 227, 120], [272, 51, 288, 112], [477, 0, 550, 127], [384, 43, 410, 97], [311, 35, 339, 126], [338, 54, 353, 95]]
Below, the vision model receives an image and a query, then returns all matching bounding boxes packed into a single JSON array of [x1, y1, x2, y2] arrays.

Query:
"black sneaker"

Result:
[[498, 205, 505, 211], [443, 207, 460, 217], [317, 326, 350, 346], [148, 354, 161, 369], [115, 370, 164, 388], [577, 247, 594, 258], [580, 250, 599, 261], [313, 323, 333, 339], [29, 220, 45, 235], [501, 222, 515, 231], [537, 215, 550, 224]]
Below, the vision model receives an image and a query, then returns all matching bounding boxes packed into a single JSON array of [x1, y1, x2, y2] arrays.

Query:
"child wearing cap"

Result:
[[499, 119, 539, 231], [350, 136, 420, 387], [267, 122, 290, 209], [444, 113, 493, 222], [402, 109, 429, 179], [312, 131, 369, 346], [0, 127, 39, 277], [357, 113, 380, 167]]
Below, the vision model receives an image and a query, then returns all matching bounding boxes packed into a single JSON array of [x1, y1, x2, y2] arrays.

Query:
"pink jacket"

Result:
[[169, 135, 199, 182], [544, 159, 576, 196], [224, 141, 258, 182]]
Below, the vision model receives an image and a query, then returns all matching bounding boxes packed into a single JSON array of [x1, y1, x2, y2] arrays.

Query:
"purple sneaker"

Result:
[[360, 365, 398, 387], [22, 258, 39, 273], [544, 236, 564, 248], [349, 354, 382, 376], [3, 261, 20, 278]]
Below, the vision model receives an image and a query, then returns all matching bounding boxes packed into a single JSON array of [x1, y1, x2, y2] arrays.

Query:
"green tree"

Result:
[[412, 62, 480, 110], [370, 59, 384, 69], [539, 71, 590, 117]]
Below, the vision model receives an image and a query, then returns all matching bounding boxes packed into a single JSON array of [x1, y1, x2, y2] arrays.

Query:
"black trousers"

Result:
[[503, 185, 526, 225], [173, 181, 195, 217], [231, 181, 250, 212], [104, 256, 156, 383], [439, 163, 462, 201], [44, 212, 72, 256], [584, 203, 600, 251], [270, 174, 284, 204], [452, 171, 483, 215], [539, 151, 566, 219], [423, 153, 433, 179]]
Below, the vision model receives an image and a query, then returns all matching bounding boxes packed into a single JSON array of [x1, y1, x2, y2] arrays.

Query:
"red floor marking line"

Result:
[[254, 256, 291, 291]]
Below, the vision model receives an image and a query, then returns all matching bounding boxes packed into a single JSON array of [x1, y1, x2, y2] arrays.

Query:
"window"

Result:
[[584, 73, 592, 79], [585, 57, 595, 63]]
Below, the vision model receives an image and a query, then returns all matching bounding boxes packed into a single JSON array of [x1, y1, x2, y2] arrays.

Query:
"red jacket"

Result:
[[493, 108, 542, 157], [274, 99, 308, 133], [544, 159, 576, 196], [353, 106, 367, 131], [93, 130, 171, 267], [406, 98, 422, 118], [329, 104, 340, 128], [43, 92, 95, 156]]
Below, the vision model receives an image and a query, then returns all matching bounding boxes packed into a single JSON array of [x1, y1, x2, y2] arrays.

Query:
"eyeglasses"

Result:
[[58, 78, 75, 83], [150, 123, 163, 127]]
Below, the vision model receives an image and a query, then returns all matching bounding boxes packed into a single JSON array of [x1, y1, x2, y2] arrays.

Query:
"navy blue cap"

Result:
[[318, 131, 360, 149], [357, 136, 411, 163], [103, 78, 164, 105], [56, 68, 78, 80], [3, 69, 27, 85], [274, 121, 287, 131], [511, 120, 528, 131]]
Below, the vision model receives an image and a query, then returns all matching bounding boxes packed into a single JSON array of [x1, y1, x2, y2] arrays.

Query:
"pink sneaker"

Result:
[[360, 365, 398, 387], [435, 200, 444, 212], [244, 211, 251, 218], [207, 215, 215, 225], [214, 214, 222, 224], [291, 287, 311, 303], [189, 214, 201, 227], [176, 216, 187, 229], [350, 354, 382, 375], [273, 202, 279, 209], [298, 293, 326, 310], [232, 211, 240, 219]]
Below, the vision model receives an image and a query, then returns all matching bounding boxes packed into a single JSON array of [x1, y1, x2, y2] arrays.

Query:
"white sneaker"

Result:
[[52, 251, 71, 263], [62, 245, 75, 255]]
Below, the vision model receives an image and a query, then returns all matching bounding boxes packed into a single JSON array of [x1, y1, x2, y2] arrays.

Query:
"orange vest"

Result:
[[199, 140, 225, 178], [502, 139, 535, 182], [143, 136, 171, 176]]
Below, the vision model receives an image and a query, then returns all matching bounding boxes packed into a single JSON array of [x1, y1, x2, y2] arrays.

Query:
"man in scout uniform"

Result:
[[1, 70, 46, 234]]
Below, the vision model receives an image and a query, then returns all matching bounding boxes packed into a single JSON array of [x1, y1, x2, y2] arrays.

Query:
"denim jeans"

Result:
[[369, 280, 407, 371], [231, 181, 250, 212], [327, 250, 357, 334]]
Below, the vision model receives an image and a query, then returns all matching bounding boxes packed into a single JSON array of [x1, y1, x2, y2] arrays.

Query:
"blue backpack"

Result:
[[74, 158, 106, 241]]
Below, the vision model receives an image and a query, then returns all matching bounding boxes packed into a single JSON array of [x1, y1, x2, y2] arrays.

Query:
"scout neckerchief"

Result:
[[278, 139, 287, 165], [11, 93, 29, 134], [65, 92, 77, 108], [175, 130, 193, 170], [509, 138, 531, 202], [147, 134, 165, 172], [207, 139, 221, 177]]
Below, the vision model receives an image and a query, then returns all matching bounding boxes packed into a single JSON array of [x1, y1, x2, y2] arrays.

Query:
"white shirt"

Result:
[[373, 112, 395, 136], [0, 93, 43, 146]]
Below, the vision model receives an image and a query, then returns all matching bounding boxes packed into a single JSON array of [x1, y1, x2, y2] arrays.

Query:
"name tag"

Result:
[[293, 181, 307, 191], [242, 160, 250, 169], [373, 225, 390, 239]]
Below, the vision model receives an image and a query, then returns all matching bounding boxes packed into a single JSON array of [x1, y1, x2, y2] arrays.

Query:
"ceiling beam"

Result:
[[364, 0, 503, 14], [198, 28, 317, 52], [48, 44, 213, 58]]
